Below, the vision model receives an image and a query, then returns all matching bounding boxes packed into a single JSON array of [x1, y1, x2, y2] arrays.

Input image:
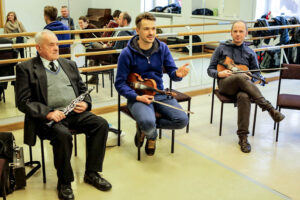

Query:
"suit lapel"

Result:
[[32, 57, 48, 104]]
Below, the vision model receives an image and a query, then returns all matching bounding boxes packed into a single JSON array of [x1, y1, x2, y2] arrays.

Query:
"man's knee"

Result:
[[237, 92, 250, 101], [138, 118, 156, 132], [54, 130, 73, 144], [94, 116, 109, 130], [173, 114, 189, 129]]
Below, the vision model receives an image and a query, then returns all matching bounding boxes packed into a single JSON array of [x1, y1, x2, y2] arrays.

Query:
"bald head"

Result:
[[231, 20, 248, 46]]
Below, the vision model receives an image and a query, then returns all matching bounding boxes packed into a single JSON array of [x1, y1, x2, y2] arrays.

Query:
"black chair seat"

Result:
[[214, 90, 236, 103], [277, 94, 300, 109], [167, 88, 191, 102], [119, 105, 134, 119]]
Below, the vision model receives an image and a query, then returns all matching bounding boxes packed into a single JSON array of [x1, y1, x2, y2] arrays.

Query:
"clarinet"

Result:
[[46, 88, 94, 127]]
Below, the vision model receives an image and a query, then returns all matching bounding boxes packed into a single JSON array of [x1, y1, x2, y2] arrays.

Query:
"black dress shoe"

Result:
[[84, 172, 112, 191], [134, 124, 145, 147], [238, 135, 251, 153], [57, 183, 74, 200], [145, 139, 156, 156]]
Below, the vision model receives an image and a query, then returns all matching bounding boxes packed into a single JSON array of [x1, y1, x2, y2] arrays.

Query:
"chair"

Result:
[[28, 130, 82, 183], [59, 47, 71, 56], [117, 94, 175, 160], [166, 77, 192, 133], [0, 48, 18, 104], [210, 78, 258, 136], [82, 48, 116, 97], [274, 64, 300, 142]]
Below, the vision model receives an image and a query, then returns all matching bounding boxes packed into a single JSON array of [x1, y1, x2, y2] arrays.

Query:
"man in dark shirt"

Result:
[[57, 5, 75, 39], [207, 20, 285, 153]]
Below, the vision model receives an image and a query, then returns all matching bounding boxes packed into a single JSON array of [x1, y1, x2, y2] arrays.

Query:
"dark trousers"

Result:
[[218, 74, 273, 135], [16, 37, 24, 58], [40, 111, 109, 184]]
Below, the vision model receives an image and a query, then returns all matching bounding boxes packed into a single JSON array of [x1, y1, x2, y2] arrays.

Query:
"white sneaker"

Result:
[[106, 128, 125, 147]]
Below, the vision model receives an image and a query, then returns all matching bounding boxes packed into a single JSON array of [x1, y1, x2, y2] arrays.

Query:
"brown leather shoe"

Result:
[[238, 135, 251, 153], [269, 108, 285, 122], [145, 139, 156, 156], [134, 125, 145, 147]]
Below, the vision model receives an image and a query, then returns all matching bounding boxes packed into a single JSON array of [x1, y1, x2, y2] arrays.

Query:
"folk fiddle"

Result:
[[127, 73, 194, 114]]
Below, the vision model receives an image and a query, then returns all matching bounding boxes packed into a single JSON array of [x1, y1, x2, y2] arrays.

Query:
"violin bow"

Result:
[[232, 67, 288, 74], [152, 100, 194, 114]]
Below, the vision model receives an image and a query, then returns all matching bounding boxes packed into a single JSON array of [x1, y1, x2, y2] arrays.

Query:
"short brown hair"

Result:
[[79, 16, 89, 23], [44, 6, 58, 21], [112, 10, 121, 18], [122, 12, 131, 25], [135, 12, 156, 28]]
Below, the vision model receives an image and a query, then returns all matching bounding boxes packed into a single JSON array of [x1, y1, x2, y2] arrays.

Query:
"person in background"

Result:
[[57, 5, 75, 40], [102, 9, 121, 38], [103, 12, 134, 50], [4, 11, 26, 58], [44, 6, 70, 48]]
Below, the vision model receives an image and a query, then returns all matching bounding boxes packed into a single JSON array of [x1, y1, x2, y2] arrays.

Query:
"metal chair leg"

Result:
[[171, 130, 175, 153], [252, 104, 258, 136], [219, 103, 224, 136], [40, 139, 46, 183], [159, 129, 162, 139], [186, 100, 191, 133], [275, 107, 281, 142], [74, 134, 78, 157]]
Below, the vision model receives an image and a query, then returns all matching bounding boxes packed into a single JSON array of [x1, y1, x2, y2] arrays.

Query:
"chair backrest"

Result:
[[0, 50, 18, 77], [59, 47, 71, 55], [281, 64, 300, 80]]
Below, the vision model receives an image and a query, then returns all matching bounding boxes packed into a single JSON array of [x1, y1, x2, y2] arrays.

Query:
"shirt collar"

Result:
[[40, 56, 59, 70]]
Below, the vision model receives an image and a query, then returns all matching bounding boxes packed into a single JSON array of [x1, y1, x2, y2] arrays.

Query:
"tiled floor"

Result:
[[3, 78, 300, 200]]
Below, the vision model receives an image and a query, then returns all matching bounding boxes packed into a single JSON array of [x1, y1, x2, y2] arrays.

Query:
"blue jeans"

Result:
[[127, 94, 189, 139]]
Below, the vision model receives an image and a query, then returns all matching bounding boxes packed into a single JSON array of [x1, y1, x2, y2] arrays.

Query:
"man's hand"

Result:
[[46, 110, 66, 122], [218, 70, 232, 78], [136, 95, 154, 104], [176, 63, 190, 78], [73, 101, 88, 113]]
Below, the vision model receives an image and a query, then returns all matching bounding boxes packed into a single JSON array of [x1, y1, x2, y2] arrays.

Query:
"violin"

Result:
[[127, 73, 176, 97], [217, 56, 267, 85], [126, 73, 194, 114]]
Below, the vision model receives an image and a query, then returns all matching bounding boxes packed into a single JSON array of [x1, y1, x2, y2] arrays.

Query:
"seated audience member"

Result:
[[104, 12, 134, 50], [15, 30, 112, 200], [44, 6, 70, 48], [4, 11, 27, 58], [57, 5, 75, 39], [78, 16, 103, 49], [102, 9, 121, 38]]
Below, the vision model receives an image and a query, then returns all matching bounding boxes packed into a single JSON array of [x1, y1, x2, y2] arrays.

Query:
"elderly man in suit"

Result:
[[15, 30, 111, 200]]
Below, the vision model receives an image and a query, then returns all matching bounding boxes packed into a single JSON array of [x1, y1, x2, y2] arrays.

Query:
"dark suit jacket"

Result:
[[15, 56, 91, 146]]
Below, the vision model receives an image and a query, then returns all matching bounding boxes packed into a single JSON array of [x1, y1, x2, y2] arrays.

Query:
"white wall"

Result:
[[2, 0, 256, 41], [3, 0, 91, 32]]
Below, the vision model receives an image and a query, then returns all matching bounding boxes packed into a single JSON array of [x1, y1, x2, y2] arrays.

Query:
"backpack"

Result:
[[0, 132, 15, 197]]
